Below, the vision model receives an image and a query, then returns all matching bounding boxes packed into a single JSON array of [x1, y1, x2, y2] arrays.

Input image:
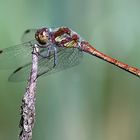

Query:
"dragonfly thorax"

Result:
[[53, 27, 80, 48]]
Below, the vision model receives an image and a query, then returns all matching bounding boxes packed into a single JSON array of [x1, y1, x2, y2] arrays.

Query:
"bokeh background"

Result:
[[0, 0, 140, 140]]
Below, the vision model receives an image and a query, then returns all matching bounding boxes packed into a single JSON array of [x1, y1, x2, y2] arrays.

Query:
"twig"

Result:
[[19, 45, 39, 140]]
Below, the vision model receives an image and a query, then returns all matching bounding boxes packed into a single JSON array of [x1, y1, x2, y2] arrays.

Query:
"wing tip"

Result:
[[13, 66, 23, 74], [8, 66, 26, 82], [24, 29, 31, 34]]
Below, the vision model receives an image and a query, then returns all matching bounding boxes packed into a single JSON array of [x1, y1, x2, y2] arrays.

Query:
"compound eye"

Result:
[[35, 28, 49, 45]]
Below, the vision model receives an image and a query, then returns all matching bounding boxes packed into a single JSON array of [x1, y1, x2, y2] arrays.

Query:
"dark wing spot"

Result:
[[13, 66, 23, 73], [0, 50, 3, 54], [24, 29, 31, 34]]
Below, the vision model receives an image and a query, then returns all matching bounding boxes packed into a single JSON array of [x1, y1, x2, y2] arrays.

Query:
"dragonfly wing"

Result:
[[21, 29, 37, 43], [8, 62, 32, 82], [8, 47, 83, 82], [37, 47, 83, 77], [0, 41, 37, 69], [8, 49, 53, 82]]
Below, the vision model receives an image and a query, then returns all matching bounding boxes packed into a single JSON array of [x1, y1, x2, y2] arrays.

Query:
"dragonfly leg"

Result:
[[37, 44, 52, 59], [53, 46, 57, 67], [36, 46, 57, 79], [37, 44, 58, 67], [46, 45, 52, 57]]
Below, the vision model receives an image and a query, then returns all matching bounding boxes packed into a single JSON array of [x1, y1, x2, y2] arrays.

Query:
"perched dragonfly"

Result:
[[0, 27, 140, 82]]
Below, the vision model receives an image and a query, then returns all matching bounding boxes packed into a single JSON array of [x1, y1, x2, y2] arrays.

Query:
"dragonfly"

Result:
[[0, 27, 140, 82]]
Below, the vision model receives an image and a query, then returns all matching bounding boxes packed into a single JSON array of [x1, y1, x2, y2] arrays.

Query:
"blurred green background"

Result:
[[0, 0, 140, 140]]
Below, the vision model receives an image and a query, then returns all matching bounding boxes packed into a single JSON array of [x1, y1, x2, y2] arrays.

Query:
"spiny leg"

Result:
[[36, 46, 58, 79], [37, 44, 52, 59], [53, 46, 57, 67], [38, 44, 58, 67]]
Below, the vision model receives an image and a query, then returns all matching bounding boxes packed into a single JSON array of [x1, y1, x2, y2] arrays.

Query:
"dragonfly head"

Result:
[[35, 28, 49, 45]]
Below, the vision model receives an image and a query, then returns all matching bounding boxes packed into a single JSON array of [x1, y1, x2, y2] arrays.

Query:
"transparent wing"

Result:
[[21, 29, 37, 43], [38, 47, 83, 77], [8, 47, 83, 82], [0, 40, 37, 69]]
